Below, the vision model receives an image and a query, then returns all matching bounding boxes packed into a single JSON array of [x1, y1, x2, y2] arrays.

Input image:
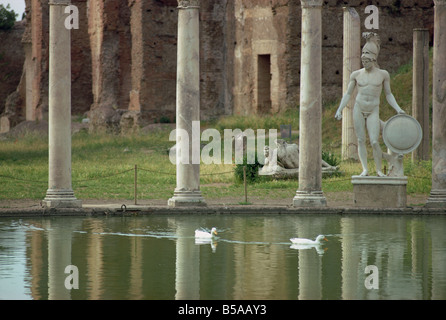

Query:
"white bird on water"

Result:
[[195, 227, 218, 239], [290, 234, 328, 245]]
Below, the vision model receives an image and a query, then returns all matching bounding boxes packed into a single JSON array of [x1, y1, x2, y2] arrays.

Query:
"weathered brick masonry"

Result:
[[0, 0, 435, 132]]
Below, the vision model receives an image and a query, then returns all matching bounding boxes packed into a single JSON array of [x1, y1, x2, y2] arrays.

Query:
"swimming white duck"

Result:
[[290, 234, 328, 245], [195, 227, 218, 239]]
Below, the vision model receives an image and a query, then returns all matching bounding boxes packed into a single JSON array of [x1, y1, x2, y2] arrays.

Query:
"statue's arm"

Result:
[[383, 71, 405, 114], [335, 73, 357, 120]]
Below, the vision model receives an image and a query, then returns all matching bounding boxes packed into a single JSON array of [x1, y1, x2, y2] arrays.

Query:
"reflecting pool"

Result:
[[0, 214, 445, 300]]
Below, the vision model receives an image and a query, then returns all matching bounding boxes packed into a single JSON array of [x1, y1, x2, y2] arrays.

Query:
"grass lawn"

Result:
[[0, 123, 431, 202]]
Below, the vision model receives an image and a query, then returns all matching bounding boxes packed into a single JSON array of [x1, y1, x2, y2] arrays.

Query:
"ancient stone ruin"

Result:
[[0, 0, 435, 133]]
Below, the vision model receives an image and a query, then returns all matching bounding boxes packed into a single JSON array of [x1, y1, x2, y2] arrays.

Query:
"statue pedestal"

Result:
[[351, 176, 408, 208]]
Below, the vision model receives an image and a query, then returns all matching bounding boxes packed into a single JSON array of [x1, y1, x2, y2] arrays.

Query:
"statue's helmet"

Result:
[[361, 32, 381, 62]]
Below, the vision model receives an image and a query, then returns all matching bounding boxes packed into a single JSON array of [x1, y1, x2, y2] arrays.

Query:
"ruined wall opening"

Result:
[[257, 54, 272, 114]]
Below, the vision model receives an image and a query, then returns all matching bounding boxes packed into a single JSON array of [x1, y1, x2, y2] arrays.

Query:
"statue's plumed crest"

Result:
[[362, 32, 381, 61], [177, 0, 200, 8]]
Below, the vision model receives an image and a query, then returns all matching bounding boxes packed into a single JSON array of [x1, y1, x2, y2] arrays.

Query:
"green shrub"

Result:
[[0, 4, 17, 31], [322, 151, 340, 167], [234, 154, 262, 183], [159, 116, 171, 124]]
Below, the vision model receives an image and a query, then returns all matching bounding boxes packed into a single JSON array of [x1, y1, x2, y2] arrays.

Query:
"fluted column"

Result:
[[427, 0, 446, 207], [342, 7, 360, 161], [43, 0, 81, 208], [168, 0, 206, 207], [293, 0, 327, 207], [412, 29, 430, 162]]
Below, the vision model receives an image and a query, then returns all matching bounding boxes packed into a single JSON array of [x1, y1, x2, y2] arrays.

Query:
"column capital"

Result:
[[49, 0, 71, 5], [178, 0, 200, 9], [434, 0, 446, 6], [301, 0, 323, 8], [343, 6, 359, 18]]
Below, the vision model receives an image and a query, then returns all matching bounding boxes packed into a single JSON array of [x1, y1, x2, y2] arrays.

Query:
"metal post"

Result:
[[243, 166, 247, 203], [134, 164, 137, 205]]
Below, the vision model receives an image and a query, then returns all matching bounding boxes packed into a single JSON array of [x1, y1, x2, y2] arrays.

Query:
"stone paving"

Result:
[[0, 192, 443, 217]]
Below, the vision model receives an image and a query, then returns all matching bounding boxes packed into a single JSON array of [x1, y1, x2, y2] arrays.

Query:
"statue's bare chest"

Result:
[[356, 71, 384, 88]]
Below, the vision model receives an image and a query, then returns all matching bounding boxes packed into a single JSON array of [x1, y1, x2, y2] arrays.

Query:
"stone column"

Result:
[[412, 29, 430, 162], [341, 7, 360, 161], [293, 0, 327, 207], [43, 0, 81, 208], [168, 0, 206, 207], [427, 0, 446, 208]]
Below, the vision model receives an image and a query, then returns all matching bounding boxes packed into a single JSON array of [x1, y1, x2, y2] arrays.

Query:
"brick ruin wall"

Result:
[[234, 0, 434, 115], [0, 0, 435, 132]]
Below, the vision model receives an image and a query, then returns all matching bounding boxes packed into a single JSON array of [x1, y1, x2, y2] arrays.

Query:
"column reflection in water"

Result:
[[29, 222, 45, 300], [293, 218, 324, 299], [232, 217, 288, 299], [429, 218, 446, 299], [385, 219, 425, 299], [6, 215, 445, 300], [232, 218, 245, 299], [46, 219, 82, 300], [340, 217, 360, 300], [175, 220, 200, 299], [339, 216, 446, 300], [407, 220, 427, 299], [298, 249, 322, 299], [129, 219, 144, 300], [47, 221, 72, 300], [85, 218, 105, 300]]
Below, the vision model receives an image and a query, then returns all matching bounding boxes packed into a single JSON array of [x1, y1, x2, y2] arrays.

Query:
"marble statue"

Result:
[[276, 139, 300, 169], [335, 32, 406, 177], [260, 139, 337, 178]]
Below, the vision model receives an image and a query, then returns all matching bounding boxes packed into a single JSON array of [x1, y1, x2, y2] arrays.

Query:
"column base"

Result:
[[426, 189, 446, 208], [168, 189, 207, 207], [43, 189, 82, 208], [293, 190, 327, 207]]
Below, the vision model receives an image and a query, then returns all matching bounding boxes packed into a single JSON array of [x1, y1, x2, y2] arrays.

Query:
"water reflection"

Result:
[[0, 214, 445, 300], [175, 220, 199, 300]]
